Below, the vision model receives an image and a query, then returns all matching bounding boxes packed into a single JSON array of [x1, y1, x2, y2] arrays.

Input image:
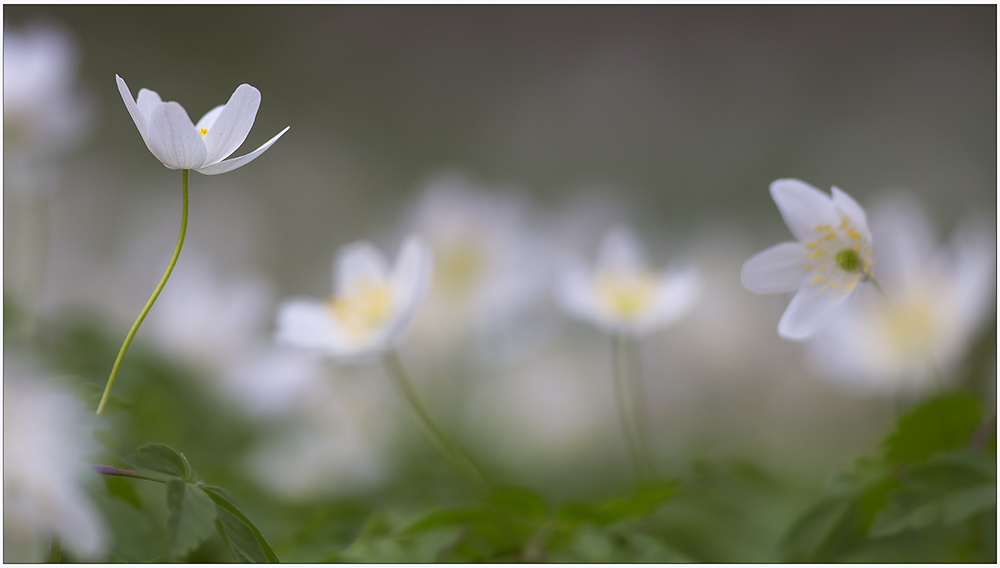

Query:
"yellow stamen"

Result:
[[199, 128, 208, 137]]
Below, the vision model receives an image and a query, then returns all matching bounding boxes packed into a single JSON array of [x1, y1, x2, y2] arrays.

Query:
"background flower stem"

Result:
[[381, 349, 492, 494], [97, 169, 189, 415], [613, 333, 655, 483]]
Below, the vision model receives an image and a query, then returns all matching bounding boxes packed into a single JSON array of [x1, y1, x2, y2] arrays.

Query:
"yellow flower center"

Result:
[[803, 217, 875, 296], [595, 270, 658, 318], [199, 128, 208, 137], [878, 298, 942, 359], [436, 242, 484, 297], [328, 279, 394, 338]]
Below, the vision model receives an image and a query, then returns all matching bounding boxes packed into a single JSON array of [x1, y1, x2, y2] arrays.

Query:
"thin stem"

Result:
[[612, 334, 654, 483], [92, 464, 162, 482], [866, 272, 887, 299], [380, 349, 492, 494], [49, 535, 61, 563], [97, 170, 189, 414]]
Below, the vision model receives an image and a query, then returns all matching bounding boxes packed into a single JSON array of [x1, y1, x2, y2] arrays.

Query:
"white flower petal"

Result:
[[275, 300, 341, 352], [50, 485, 106, 558], [135, 88, 162, 121], [741, 241, 808, 293], [336, 240, 391, 295], [200, 84, 261, 165], [646, 265, 700, 328], [598, 226, 647, 270], [555, 257, 599, 322], [115, 74, 147, 139], [144, 101, 207, 169], [769, 179, 839, 242], [386, 237, 433, 340], [777, 284, 851, 341], [195, 126, 288, 175], [869, 191, 937, 281], [195, 104, 224, 132], [831, 186, 872, 240]]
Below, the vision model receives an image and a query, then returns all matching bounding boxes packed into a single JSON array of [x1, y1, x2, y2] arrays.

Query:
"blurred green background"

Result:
[[3, 5, 996, 563]]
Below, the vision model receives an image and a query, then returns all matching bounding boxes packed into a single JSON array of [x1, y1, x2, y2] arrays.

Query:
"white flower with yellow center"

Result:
[[807, 192, 996, 394], [558, 227, 700, 335], [275, 236, 433, 360], [116, 75, 288, 174], [741, 179, 875, 340]]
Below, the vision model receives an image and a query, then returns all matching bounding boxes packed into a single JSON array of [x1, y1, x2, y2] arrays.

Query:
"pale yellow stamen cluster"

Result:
[[595, 270, 658, 318], [878, 299, 940, 358], [436, 242, 484, 297], [199, 128, 208, 137], [803, 217, 874, 297], [328, 279, 394, 339]]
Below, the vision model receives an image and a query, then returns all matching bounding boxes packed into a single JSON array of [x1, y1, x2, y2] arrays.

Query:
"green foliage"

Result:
[[884, 393, 982, 464], [202, 486, 281, 563], [782, 391, 996, 563], [124, 443, 196, 482], [165, 479, 218, 559]]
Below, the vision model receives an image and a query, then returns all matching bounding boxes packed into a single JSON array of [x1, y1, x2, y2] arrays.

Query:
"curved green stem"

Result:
[[612, 334, 655, 483], [97, 170, 189, 414], [866, 272, 887, 299], [381, 349, 492, 494]]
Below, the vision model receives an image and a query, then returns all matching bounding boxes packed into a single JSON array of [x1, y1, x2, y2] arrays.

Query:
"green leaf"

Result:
[[102, 475, 142, 509], [123, 443, 194, 482], [201, 485, 279, 563], [558, 481, 678, 526], [884, 393, 982, 464], [486, 486, 547, 520], [165, 479, 217, 559], [402, 508, 494, 536]]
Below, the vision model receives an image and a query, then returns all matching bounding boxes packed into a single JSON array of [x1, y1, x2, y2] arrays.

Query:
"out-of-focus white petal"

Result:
[[195, 126, 288, 175], [144, 101, 207, 169], [649, 265, 701, 328], [769, 179, 839, 242], [556, 257, 598, 322], [49, 485, 106, 558], [200, 84, 261, 165], [387, 237, 433, 339], [869, 191, 938, 281], [948, 219, 997, 333], [275, 299, 341, 352], [597, 226, 646, 270], [741, 242, 808, 293], [778, 285, 850, 341], [831, 186, 872, 241], [195, 104, 224, 132], [336, 241, 390, 294], [115, 74, 147, 139]]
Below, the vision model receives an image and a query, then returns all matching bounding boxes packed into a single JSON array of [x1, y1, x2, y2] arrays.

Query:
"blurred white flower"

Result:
[[557, 226, 700, 336], [4, 22, 91, 157], [403, 173, 553, 358], [4, 377, 106, 562], [116, 75, 288, 174], [742, 179, 875, 340], [276, 236, 433, 361], [807, 192, 996, 394]]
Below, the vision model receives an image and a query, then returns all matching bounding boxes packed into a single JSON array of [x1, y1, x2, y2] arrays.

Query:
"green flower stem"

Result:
[[612, 333, 655, 483], [97, 169, 189, 415], [49, 535, 61, 563], [381, 349, 492, 494], [866, 272, 887, 298], [92, 464, 161, 481]]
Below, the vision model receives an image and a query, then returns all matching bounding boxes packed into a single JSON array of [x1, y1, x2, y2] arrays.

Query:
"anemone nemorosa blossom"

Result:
[[558, 227, 700, 336], [116, 75, 288, 174], [275, 237, 433, 360], [741, 179, 875, 341]]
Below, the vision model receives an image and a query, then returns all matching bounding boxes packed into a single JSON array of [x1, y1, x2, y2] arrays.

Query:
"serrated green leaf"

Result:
[[201, 485, 279, 563], [884, 393, 982, 464], [165, 479, 217, 559], [123, 443, 193, 482], [103, 475, 142, 509]]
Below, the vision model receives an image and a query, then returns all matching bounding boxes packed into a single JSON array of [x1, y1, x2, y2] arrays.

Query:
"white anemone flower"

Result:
[[807, 192, 996, 394], [741, 179, 875, 341], [557, 226, 700, 336], [116, 75, 288, 174], [276, 236, 433, 360], [4, 376, 106, 562]]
